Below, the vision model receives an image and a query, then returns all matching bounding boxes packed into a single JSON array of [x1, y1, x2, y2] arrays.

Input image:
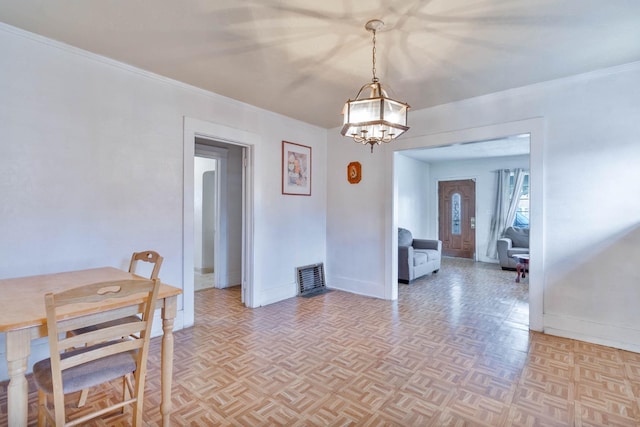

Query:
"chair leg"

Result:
[[77, 388, 89, 407], [37, 390, 46, 427], [123, 374, 130, 400], [131, 371, 145, 427], [53, 391, 66, 426], [120, 374, 132, 415]]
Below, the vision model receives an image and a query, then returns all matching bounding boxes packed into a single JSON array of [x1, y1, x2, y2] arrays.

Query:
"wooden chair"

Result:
[[33, 279, 160, 427], [72, 250, 163, 407]]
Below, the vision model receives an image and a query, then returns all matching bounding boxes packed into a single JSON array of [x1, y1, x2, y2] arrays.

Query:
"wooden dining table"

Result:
[[0, 267, 182, 427]]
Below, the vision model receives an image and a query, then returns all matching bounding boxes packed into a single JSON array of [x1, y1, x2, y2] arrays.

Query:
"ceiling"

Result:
[[401, 134, 530, 163], [1, 1, 639, 130]]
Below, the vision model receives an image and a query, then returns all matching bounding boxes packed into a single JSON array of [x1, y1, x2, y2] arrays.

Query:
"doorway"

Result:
[[182, 117, 257, 328], [195, 140, 243, 294], [389, 118, 543, 331], [438, 179, 476, 259]]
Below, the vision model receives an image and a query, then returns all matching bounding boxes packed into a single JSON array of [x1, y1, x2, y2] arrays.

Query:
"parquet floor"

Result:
[[2, 258, 640, 426]]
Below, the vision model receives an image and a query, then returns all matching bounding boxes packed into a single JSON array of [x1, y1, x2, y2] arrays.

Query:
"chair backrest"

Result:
[[503, 226, 530, 248], [129, 250, 164, 279], [44, 279, 160, 423], [398, 227, 414, 247]]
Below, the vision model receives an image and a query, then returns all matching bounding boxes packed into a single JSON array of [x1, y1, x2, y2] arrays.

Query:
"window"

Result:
[[510, 172, 529, 228]]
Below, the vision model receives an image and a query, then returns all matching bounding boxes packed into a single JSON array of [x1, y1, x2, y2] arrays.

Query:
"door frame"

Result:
[[182, 117, 257, 328]]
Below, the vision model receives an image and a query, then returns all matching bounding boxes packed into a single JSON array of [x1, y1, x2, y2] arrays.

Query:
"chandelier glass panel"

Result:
[[341, 20, 410, 152]]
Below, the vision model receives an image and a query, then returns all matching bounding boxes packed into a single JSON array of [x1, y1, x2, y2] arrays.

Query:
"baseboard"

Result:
[[327, 275, 386, 299], [544, 313, 640, 353], [256, 282, 297, 307]]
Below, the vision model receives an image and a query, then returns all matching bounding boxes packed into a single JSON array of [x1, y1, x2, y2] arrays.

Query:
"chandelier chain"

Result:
[[371, 29, 378, 82]]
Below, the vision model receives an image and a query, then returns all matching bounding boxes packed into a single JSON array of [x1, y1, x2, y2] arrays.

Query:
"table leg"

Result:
[[7, 329, 31, 427], [515, 263, 522, 283], [161, 295, 177, 427]]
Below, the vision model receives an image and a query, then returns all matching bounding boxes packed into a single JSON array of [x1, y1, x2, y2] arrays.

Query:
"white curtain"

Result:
[[486, 168, 527, 259]]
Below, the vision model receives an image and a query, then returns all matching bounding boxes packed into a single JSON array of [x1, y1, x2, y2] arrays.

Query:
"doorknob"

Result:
[[470, 217, 476, 229]]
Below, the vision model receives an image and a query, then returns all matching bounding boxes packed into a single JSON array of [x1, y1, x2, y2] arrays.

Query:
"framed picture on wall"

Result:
[[282, 141, 311, 196]]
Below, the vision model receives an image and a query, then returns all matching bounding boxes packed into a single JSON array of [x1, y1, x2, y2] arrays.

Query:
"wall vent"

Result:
[[296, 263, 326, 297]]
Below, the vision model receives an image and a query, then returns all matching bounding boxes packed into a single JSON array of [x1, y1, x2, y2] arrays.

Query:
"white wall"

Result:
[[194, 157, 217, 272], [327, 141, 389, 298], [202, 170, 216, 272], [428, 155, 530, 263], [0, 24, 327, 380], [327, 61, 640, 352], [396, 154, 430, 238]]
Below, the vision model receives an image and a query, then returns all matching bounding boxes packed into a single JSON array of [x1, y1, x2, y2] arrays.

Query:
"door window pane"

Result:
[[452, 193, 461, 235]]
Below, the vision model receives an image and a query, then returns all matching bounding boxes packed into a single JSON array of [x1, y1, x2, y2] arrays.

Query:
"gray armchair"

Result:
[[497, 226, 529, 269], [398, 227, 442, 283]]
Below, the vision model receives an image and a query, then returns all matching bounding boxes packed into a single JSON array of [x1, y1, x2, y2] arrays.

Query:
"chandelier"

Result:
[[341, 19, 410, 153]]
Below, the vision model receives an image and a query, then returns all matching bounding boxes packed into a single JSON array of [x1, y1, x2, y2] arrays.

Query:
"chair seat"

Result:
[[33, 341, 137, 395]]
